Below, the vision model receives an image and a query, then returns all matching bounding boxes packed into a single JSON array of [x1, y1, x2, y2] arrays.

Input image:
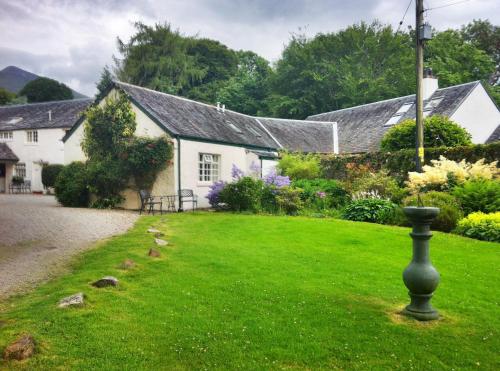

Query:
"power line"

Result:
[[425, 0, 470, 12], [397, 0, 413, 32]]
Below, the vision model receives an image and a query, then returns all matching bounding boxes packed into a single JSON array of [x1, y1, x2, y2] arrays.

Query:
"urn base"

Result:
[[402, 292, 439, 321]]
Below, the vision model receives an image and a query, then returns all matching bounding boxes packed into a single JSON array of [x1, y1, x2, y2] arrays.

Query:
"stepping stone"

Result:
[[148, 248, 160, 257], [58, 293, 84, 308], [119, 259, 136, 270], [154, 232, 165, 238], [92, 276, 119, 288], [147, 228, 161, 233], [3, 334, 35, 361], [155, 238, 168, 246]]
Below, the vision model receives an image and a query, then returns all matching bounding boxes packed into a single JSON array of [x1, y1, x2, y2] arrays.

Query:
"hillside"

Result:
[[0, 66, 86, 98]]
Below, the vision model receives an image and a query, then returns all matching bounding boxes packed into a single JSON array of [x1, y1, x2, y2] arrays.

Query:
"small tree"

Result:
[[0, 87, 15, 105], [42, 164, 64, 188], [380, 115, 472, 152], [95, 66, 114, 100], [20, 77, 73, 103]]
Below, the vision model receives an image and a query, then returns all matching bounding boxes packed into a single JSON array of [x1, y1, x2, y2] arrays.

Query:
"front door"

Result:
[[0, 163, 5, 192]]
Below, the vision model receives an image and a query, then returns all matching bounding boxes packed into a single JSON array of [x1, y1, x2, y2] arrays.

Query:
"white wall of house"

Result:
[[178, 139, 256, 209], [1, 128, 66, 191], [451, 84, 500, 143]]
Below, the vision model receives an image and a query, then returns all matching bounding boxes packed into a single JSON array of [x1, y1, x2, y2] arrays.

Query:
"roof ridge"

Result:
[[307, 80, 481, 119], [0, 97, 92, 109], [115, 81, 338, 126]]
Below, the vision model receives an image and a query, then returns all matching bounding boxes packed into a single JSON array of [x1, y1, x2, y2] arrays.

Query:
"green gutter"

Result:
[[177, 137, 183, 212]]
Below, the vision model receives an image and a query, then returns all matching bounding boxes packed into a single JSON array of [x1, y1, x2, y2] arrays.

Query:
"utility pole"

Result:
[[415, 0, 424, 172]]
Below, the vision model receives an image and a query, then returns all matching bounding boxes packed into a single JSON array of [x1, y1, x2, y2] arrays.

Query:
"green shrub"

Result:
[[219, 176, 263, 212], [292, 178, 349, 209], [86, 159, 129, 209], [41, 164, 64, 188], [342, 198, 398, 224], [54, 162, 89, 207], [320, 142, 500, 183], [403, 191, 463, 232], [275, 186, 304, 215], [351, 171, 408, 203], [454, 212, 500, 242], [452, 179, 500, 215], [278, 152, 321, 180], [380, 115, 472, 152]]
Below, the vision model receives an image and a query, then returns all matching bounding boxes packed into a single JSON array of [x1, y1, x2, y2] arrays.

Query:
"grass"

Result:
[[0, 213, 499, 370]]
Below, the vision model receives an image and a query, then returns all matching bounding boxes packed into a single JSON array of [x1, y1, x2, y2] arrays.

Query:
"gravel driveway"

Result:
[[0, 194, 138, 298]]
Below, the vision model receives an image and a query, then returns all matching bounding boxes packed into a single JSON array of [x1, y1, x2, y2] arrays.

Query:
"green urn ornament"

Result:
[[402, 206, 440, 321]]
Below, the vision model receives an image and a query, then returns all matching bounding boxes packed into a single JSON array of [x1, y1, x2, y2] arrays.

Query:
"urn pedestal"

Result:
[[402, 206, 441, 321]]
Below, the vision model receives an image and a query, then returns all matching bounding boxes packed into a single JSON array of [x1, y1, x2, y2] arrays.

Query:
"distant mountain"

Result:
[[0, 66, 87, 99]]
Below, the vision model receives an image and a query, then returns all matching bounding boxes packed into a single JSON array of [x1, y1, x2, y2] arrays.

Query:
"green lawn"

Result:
[[0, 213, 499, 370]]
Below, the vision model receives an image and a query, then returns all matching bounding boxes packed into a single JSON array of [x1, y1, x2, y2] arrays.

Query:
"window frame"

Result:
[[26, 130, 38, 144], [0, 131, 13, 141], [198, 153, 220, 183]]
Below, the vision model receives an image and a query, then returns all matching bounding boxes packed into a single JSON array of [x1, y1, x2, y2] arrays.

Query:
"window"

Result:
[[227, 121, 243, 134], [395, 103, 413, 115], [383, 115, 402, 127], [0, 131, 13, 141], [15, 163, 26, 178], [198, 153, 220, 182], [383, 102, 414, 127], [26, 130, 38, 143]]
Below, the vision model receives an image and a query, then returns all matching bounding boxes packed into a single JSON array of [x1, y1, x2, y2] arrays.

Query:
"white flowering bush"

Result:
[[407, 156, 499, 193]]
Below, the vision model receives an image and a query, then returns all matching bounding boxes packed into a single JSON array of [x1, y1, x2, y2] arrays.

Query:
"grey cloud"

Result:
[[0, 0, 499, 96]]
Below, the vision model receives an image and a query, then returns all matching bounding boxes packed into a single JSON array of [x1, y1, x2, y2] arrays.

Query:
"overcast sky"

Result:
[[0, 0, 498, 96]]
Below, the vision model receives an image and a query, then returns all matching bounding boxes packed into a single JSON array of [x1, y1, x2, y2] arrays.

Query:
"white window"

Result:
[[26, 130, 38, 143], [198, 153, 220, 182], [425, 98, 443, 110], [15, 163, 26, 178], [0, 131, 13, 141], [383, 115, 402, 127], [395, 103, 413, 115]]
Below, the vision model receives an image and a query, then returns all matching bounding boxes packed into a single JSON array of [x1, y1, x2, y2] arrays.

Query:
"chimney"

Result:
[[216, 102, 221, 112], [48, 110, 52, 121], [222, 104, 225, 113], [423, 67, 438, 100]]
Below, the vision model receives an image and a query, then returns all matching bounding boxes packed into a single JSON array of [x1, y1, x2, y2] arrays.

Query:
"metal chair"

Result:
[[164, 195, 177, 213], [139, 190, 163, 215], [22, 180, 31, 193], [179, 189, 198, 211]]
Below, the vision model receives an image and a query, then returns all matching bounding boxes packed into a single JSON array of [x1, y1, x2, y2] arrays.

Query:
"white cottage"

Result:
[[307, 70, 500, 153], [63, 82, 338, 209], [0, 99, 92, 192]]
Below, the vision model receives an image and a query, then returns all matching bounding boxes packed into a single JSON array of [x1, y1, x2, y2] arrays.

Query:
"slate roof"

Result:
[[0, 98, 92, 131], [0, 143, 18, 161], [113, 81, 335, 152], [307, 81, 481, 153], [486, 124, 500, 143]]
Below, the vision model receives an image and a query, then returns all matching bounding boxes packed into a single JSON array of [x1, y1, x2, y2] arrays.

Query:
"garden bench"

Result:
[[139, 190, 163, 215], [179, 189, 198, 211]]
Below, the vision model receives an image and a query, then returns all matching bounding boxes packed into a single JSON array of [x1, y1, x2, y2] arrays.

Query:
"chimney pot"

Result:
[[48, 110, 52, 121], [222, 104, 225, 113]]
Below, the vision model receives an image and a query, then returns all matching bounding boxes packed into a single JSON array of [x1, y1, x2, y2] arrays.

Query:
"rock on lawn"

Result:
[[58, 293, 84, 308], [3, 334, 35, 361], [92, 276, 119, 288]]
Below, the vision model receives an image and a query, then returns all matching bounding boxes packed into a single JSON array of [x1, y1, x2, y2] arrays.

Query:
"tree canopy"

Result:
[[113, 19, 499, 119], [0, 87, 15, 105], [19, 77, 73, 103]]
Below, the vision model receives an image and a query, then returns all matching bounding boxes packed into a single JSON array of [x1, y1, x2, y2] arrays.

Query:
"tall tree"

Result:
[[19, 77, 73, 103], [216, 51, 273, 115], [268, 22, 415, 118], [95, 66, 114, 100], [426, 29, 495, 87]]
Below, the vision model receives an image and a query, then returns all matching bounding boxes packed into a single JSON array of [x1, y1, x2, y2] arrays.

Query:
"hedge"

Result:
[[320, 142, 500, 183]]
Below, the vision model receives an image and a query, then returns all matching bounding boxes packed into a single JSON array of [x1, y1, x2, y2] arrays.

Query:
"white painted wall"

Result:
[[451, 84, 500, 143], [0, 128, 66, 191], [179, 139, 253, 208]]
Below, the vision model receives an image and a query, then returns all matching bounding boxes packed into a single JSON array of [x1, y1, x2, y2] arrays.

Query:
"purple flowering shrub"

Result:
[[263, 169, 291, 188], [231, 164, 245, 180], [206, 180, 227, 208]]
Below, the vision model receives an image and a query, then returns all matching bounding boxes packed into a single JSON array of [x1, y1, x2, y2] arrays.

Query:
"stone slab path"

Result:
[[0, 194, 138, 299]]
